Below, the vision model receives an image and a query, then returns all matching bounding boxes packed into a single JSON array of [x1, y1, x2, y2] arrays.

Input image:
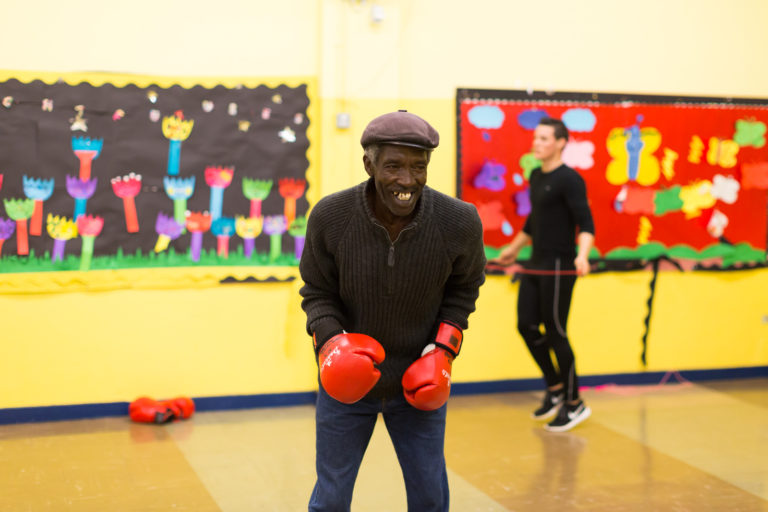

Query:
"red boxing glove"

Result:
[[159, 397, 196, 420], [318, 332, 385, 404], [402, 346, 454, 411], [402, 321, 463, 411], [129, 397, 174, 424]]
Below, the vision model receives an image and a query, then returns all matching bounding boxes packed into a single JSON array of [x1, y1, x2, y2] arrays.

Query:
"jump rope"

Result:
[[485, 262, 584, 276]]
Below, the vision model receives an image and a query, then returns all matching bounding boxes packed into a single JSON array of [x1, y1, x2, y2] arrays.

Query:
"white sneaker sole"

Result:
[[532, 407, 559, 421], [544, 405, 592, 432]]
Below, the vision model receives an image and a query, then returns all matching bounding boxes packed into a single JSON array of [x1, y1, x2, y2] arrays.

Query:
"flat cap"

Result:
[[360, 110, 439, 150]]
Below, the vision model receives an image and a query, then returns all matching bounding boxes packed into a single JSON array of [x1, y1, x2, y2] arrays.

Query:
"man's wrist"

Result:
[[311, 319, 345, 353], [433, 320, 463, 358]]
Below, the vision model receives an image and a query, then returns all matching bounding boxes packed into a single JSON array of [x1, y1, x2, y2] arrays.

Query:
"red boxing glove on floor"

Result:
[[402, 321, 463, 411], [129, 397, 175, 424], [318, 333, 386, 404], [159, 397, 196, 420]]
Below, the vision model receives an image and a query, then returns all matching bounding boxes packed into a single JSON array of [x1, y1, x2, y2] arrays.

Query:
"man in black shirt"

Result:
[[491, 117, 594, 432]]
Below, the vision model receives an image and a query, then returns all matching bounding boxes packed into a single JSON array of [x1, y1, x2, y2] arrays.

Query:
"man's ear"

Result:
[[557, 138, 567, 153], [363, 154, 374, 177]]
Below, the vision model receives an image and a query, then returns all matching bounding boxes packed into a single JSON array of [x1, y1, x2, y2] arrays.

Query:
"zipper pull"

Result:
[[388, 246, 395, 267]]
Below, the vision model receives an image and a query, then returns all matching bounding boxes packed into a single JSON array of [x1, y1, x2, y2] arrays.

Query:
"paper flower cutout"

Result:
[[111, 173, 142, 233], [653, 186, 683, 216], [706, 137, 739, 168], [164, 175, 196, 228], [733, 119, 766, 148], [474, 201, 506, 232], [278, 178, 306, 225], [711, 174, 739, 204], [235, 216, 263, 258], [562, 140, 595, 170], [517, 109, 549, 130], [741, 162, 768, 190], [706, 209, 729, 238], [679, 180, 715, 219], [71, 137, 103, 180], [211, 217, 236, 258], [66, 175, 98, 219], [289, 216, 307, 260], [263, 215, 287, 261], [185, 211, 212, 262], [513, 188, 531, 217], [162, 111, 194, 176], [473, 161, 506, 192], [0, 217, 15, 257], [637, 216, 652, 245], [467, 105, 505, 130], [76, 215, 104, 271], [154, 212, 184, 253], [623, 187, 655, 215], [3, 198, 34, 255], [606, 116, 661, 186], [562, 108, 597, 133], [205, 166, 235, 220], [518, 152, 541, 180], [47, 214, 78, 262], [243, 178, 273, 218], [23, 175, 55, 236]]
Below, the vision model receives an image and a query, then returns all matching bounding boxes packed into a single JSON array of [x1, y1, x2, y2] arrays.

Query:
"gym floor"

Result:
[[1, 377, 766, 511]]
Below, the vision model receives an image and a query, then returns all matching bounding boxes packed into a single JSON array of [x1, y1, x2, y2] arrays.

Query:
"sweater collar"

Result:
[[358, 178, 430, 230]]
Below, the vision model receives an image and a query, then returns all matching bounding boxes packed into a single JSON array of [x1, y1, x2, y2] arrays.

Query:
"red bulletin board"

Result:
[[457, 89, 768, 266]]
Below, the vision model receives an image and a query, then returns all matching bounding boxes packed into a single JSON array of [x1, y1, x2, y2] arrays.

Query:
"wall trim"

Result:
[[2, 367, 766, 425]]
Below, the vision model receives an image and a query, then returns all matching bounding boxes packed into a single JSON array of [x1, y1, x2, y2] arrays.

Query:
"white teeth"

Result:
[[395, 192, 412, 201]]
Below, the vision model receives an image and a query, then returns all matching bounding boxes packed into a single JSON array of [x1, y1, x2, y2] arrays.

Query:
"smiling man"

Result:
[[299, 110, 486, 511]]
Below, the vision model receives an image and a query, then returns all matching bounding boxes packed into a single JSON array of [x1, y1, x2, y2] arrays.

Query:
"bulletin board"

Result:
[[457, 88, 768, 268], [0, 71, 318, 289]]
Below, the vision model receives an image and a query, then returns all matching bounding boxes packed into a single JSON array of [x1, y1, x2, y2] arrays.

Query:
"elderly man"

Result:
[[300, 110, 486, 511]]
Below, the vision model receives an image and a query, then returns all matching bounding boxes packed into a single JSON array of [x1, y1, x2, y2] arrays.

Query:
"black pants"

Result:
[[516, 259, 580, 402]]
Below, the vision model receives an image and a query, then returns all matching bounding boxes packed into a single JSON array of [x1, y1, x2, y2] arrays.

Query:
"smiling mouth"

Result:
[[393, 191, 412, 201]]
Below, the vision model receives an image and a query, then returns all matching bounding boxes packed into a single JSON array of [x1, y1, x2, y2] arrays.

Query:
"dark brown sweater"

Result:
[[299, 179, 486, 399]]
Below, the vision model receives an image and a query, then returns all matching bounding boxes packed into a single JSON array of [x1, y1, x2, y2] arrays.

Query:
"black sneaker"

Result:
[[532, 390, 564, 420], [545, 400, 591, 432]]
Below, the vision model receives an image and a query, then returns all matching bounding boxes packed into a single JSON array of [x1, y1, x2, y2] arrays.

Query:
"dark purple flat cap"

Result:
[[360, 110, 439, 151]]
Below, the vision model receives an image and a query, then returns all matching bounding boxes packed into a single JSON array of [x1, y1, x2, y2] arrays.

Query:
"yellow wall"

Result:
[[2, 0, 768, 409]]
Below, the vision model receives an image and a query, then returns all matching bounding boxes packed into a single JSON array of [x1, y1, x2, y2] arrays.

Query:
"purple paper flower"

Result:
[[154, 212, 184, 253], [0, 217, 15, 257], [66, 175, 98, 219], [0, 217, 16, 239], [264, 215, 287, 261]]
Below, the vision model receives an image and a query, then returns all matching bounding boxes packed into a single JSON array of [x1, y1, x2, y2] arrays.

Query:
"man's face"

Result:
[[364, 144, 429, 221], [532, 124, 565, 161]]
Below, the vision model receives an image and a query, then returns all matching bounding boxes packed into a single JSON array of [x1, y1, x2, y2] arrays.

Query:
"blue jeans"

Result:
[[309, 386, 449, 511]]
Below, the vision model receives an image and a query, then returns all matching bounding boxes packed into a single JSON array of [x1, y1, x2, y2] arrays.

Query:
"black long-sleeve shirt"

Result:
[[523, 164, 595, 265], [299, 178, 486, 399]]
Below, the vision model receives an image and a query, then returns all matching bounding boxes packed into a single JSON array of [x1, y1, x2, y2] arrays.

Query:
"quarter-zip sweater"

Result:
[[300, 178, 487, 399]]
